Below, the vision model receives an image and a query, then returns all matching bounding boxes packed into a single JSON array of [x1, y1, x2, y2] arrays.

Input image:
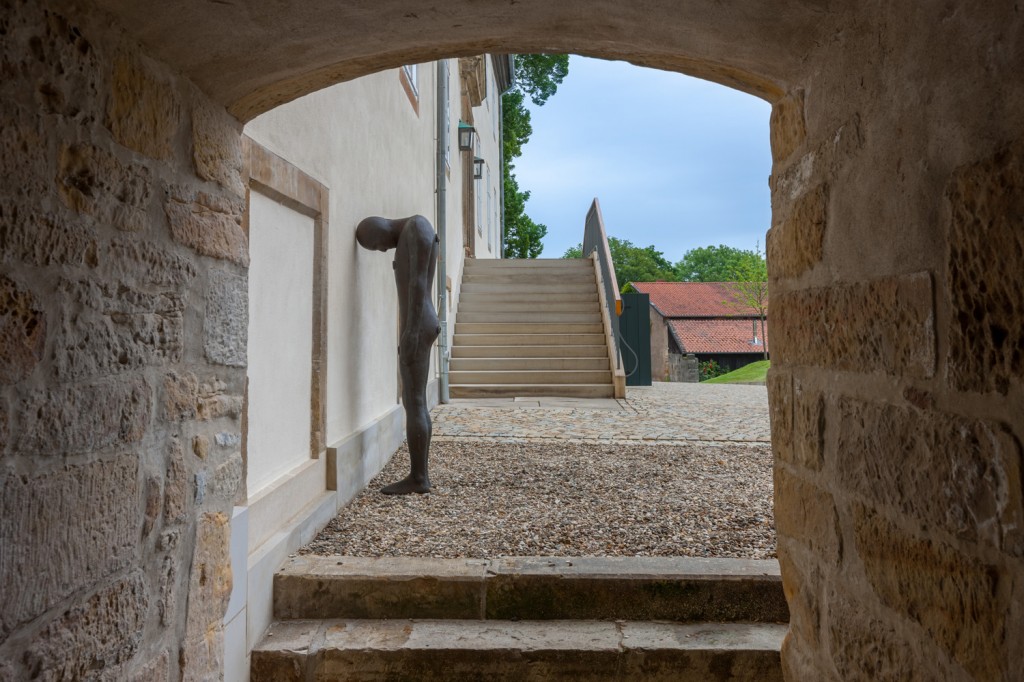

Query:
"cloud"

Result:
[[512, 56, 771, 259]]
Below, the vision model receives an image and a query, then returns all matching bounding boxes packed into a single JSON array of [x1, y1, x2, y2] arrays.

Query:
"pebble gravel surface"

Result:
[[302, 439, 776, 559]]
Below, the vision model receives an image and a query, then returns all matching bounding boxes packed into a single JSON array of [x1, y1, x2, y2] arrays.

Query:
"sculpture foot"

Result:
[[380, 475, 431, 495]]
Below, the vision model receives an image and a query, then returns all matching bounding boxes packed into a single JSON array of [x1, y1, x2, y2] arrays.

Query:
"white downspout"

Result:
[[436, 60, 451, 403]]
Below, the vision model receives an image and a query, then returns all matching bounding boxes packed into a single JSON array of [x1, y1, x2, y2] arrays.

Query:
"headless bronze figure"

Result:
[[356, 215, 440, 494]]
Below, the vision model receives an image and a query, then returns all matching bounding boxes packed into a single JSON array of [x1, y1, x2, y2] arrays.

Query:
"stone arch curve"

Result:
[[91, 0, 831, 118]]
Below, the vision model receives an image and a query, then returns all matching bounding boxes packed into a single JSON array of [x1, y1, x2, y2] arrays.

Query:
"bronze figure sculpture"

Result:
[[356, 215, 440, 494]]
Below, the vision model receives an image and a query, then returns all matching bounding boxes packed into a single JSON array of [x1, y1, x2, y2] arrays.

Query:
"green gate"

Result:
[[619, 293, 651, 386]]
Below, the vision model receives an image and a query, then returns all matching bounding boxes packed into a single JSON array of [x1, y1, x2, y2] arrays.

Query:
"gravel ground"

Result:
[[302, 439, 776, 559]]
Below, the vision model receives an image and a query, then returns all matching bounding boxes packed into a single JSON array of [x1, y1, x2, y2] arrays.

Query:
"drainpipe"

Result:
[[436, 59, 451, 403]]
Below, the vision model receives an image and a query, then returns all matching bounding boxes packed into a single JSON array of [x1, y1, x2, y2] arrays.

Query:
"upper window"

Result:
[[403, 64, 418, 96], [399, 63, 419, 114]]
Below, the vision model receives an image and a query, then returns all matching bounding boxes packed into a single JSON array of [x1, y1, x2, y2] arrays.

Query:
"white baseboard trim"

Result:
[[326, 402, 406, 505], [228, 401, 416, 679]]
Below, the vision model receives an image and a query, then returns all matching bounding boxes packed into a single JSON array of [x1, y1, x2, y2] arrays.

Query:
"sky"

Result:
[[513, 56, 772, 263]]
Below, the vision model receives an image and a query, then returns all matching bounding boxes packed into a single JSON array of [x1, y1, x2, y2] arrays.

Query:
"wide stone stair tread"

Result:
[[450, 352, 606, 368], [452, 344, 609, 358], [459, 300, 600, 312], [453, 369, 612, 384], [461, 282, 598, 294], [452, 315, 602, 325], [250, 619, 787, 682], [449, 383, 616, 398], [453, 333, 607, 346], [253, 556, 787, 681], [272, 556, 788, 622], [450, 258, 616, 399]]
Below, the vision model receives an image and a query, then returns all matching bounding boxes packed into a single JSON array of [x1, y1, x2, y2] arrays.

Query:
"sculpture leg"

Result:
[[381, 347, 434, 495]]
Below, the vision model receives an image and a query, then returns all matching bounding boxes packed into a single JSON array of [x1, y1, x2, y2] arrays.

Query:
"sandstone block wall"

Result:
[[766, 4, 1024, 679], [0, 1, 246, 678], [668, 354, 699, 383]]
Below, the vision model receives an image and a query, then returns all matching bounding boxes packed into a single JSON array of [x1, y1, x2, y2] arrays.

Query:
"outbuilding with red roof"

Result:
[[629, 281, 768, 381]]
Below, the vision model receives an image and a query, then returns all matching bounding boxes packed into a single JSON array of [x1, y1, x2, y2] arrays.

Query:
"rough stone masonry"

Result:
[[1, 2, 245, 678]]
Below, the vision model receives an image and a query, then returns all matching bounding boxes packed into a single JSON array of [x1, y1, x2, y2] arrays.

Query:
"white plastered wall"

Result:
[[245, 64, 469, 446], [471, 59, 504, 260], [234, 62, 492, 671], [246, 191, 316, 494]]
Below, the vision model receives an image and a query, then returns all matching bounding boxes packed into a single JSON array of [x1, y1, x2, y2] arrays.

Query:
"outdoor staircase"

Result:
[[250, 556, 788, 681], [450, 258, 617, 399]]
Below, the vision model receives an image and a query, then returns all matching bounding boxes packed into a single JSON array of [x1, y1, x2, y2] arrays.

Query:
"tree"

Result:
[[503, 172, 545, 258], [563, 237, 678, 292], [513, 54, 569, 106], [501, 55, 569, 258], [728, 242, 769, 360], [675, 244, 763, 282]]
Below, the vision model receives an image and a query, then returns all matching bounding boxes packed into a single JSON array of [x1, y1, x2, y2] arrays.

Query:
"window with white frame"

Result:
[[403, 64, 418, 96], [399, 63, 419, 113]]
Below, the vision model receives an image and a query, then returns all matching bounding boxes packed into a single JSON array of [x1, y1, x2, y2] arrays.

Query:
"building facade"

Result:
[[233, 57, 510, 676]]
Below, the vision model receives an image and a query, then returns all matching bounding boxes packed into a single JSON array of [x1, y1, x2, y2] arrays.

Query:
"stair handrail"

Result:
[[583, 198, 626, 398]]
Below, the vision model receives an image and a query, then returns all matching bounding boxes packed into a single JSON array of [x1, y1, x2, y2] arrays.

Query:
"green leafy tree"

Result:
[[503, 172, 545, 258], [563, 244, 583, 259], [514, 54, 569, 106], [728, 242, 769, 359], [675, 244, 763, 282], [502, 55, 569, 258], [563, 237, 678, 292]]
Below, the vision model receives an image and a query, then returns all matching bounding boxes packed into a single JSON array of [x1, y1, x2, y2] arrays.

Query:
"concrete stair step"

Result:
[[461, 282, 597, 294], [457, 312, 602, 324], [458, 299, 600, 312], [452, 334, 606, 346], [449, 384, 616, 398], [462, 274, 595, 285], [272, 556, 788, 623], [463, 258, 591, 270], [450, 370, 613, 384], [251, 618, 786, 682], [450, 357, 610, 371], [451, 345, 608, 358], [455, 322, 603, 335]]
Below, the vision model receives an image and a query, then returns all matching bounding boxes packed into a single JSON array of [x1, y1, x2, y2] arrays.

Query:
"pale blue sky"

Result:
[[514, 56, 772, 262]]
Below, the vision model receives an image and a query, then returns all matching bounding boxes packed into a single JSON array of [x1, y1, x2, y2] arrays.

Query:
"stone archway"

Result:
[[1, 1, 1021, 679]]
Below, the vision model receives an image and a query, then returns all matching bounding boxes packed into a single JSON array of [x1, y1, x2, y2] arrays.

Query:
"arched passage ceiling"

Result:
[[87, 0, 833, 121]]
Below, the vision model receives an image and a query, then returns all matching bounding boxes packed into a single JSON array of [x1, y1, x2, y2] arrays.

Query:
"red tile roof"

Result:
[[629, 282, 762, 318], [668, 318, 770, 354]]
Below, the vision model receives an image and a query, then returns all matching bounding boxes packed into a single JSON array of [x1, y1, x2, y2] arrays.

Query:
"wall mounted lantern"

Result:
[[473, 157, 484, 179], [458, 121, 476, 151]]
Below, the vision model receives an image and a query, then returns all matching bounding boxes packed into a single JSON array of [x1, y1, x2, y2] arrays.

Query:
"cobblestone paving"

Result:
[[303, 381, 776, 559], [432, 382, 771, 443]]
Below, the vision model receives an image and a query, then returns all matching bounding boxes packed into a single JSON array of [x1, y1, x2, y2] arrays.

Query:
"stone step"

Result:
[[458, 299, 600, 312], [450, 369, 613, 384], [461, 282, 597, 294], [463, 258, 591, 270], [451, 344, 609, 358], [452, 333, 606, 346], [272, 556, 788, 623], [455, 322, 604, 335], [450, 383, 615, 398], [454, 311, 598, 325], [251, 618, 786, 682], [462, 274, 596, 285], [450, 357, 610, 371]]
